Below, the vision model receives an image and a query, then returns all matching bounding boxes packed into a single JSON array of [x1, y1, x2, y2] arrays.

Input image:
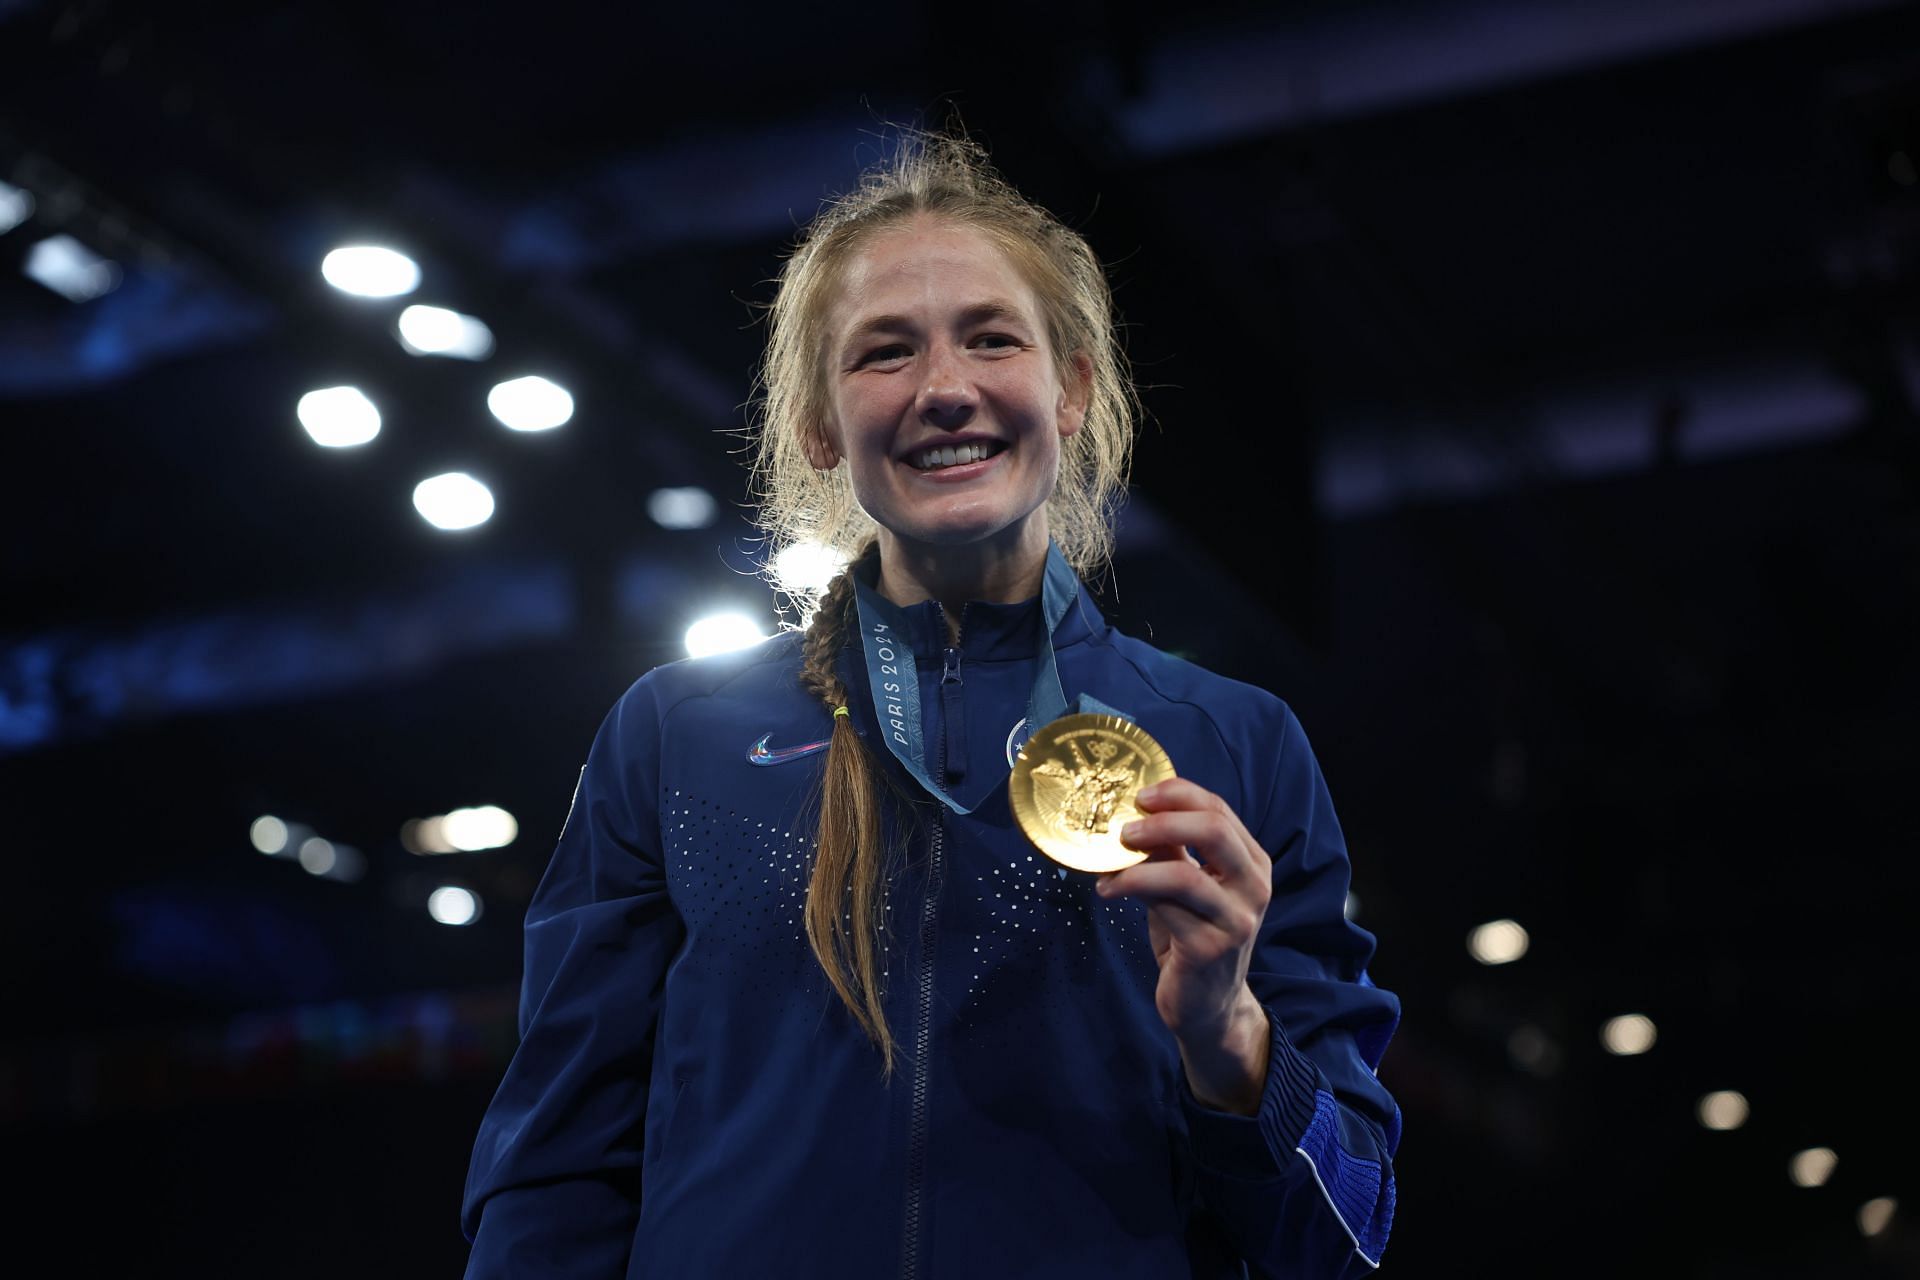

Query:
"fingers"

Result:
[[1121, 779, 1273, 902], [1097, 854, 1239, 929]]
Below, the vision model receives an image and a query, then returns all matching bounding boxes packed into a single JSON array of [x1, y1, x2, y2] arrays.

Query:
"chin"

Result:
[[891, 519, 1017, 549], [866, 483, 1051, 554]]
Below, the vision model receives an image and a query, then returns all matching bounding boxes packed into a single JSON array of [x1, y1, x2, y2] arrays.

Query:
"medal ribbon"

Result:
[[853, 541, 1079, 815]]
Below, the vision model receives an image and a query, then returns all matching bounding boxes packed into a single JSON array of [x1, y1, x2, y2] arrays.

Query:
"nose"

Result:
[[914, 342, 977, 429]]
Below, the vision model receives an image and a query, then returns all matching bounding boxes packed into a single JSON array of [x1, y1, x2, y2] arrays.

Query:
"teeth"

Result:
[[912, 441, 996, 470]]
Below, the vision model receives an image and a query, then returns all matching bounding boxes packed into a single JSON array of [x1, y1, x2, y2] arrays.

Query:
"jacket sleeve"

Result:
[[461, 676, 684, 1279], [1177, 702, 1401, 1278]]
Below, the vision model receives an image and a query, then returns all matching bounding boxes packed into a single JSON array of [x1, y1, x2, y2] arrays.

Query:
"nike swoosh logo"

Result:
[[747, 732, 833, 766]]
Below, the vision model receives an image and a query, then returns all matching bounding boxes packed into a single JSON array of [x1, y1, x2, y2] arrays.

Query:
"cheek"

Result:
[[994, 366, 1066, 424], [839, 380, 908, 433]]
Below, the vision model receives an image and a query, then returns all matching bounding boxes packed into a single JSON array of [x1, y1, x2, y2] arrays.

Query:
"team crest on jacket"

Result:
[[1004, 716, 1031, 767], [746, 732, 833, 766]]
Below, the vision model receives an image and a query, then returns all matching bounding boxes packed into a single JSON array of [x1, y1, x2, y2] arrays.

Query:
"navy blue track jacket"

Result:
[[462, 575, 1401, 1278]]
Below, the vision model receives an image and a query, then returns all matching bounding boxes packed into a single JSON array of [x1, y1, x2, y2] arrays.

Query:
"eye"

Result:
[[859, 344, 910, 367], [973, 333, 1020, 350]]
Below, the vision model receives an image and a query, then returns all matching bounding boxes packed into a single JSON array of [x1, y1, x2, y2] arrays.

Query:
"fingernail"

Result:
[[1120, 821, 1142, 844]]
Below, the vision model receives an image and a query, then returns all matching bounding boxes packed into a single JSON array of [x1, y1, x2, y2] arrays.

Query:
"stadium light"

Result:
[[322, 245, 420, 298], [397, 304, 494, 360], [685, 612, 768, 658], [298, 386, 381, 447], [413, 472, 494, 531], [488, 375, 573, 432], [24, 234, 120, 302]]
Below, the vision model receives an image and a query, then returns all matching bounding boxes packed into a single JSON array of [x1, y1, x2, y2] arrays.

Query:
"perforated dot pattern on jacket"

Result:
[[662, 788, 830, 984], [958, 851, 1153, 1022]]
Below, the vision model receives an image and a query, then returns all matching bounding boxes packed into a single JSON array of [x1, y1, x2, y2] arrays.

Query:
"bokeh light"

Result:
[[487, 375, 573, 432], [647, 487, 718, 530], [773, 540, 848, 598], [1468, 918, 1529, 965], [685, 612, 769, 658], [24, 234, 120, 302], [413, 472, 494, 531], [1601, 1013, 1657, 1056], [1696, 1090, 1749, 1131], [428, 886, 480, 926], [397, 304, 494, 359], [321, 244, 420, 297], [0, 179, 34, 234], [249, 815, 289, 855], [297, 386, 381, 448], [297, 837, 336, 876], [440, 805, 518, 852], [1858, 1197, 1897, 1237], [1789, 1147, 1837, 1188]]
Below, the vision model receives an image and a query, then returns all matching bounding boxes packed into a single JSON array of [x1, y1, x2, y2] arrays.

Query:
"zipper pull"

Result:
[[940, 645, 966, 785]]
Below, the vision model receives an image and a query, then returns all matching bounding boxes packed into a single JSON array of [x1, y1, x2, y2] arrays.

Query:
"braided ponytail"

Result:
[[797, 540, 900, 1075]]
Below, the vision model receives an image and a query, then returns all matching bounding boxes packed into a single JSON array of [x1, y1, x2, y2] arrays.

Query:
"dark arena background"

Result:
[[4, 1, 1918, 1275]]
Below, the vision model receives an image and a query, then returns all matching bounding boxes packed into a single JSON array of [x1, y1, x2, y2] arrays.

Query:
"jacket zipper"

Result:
[[901, 811, 942, 1280], [939, 641, 966, 786], [903, 607, 961, 1280]]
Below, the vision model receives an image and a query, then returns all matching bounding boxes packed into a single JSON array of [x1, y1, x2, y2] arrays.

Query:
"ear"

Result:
[[1055, 351, 1094, 440], [800, 417, 841, 471]]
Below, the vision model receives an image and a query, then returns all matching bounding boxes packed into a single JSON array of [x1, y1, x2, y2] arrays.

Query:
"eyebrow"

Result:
[[840, 299, 1033, 351]]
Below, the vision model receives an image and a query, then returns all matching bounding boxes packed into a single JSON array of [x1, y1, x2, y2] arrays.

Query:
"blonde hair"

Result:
[[748, 130, 1139, 1074]]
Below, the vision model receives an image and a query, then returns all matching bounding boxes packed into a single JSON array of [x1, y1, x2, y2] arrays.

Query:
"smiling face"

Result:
[[810, 217, 1090, 577]]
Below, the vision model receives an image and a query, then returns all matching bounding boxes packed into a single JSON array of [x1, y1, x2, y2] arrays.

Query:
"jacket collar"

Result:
[[850, 557, 1107, 663]]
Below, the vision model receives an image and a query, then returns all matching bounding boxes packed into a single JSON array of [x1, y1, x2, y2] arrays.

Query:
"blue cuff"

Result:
[[1178, 1004, 1322, 1180]]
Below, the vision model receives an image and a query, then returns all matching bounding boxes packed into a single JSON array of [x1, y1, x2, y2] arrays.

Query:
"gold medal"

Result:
[[1009, 713, 1176, 873]]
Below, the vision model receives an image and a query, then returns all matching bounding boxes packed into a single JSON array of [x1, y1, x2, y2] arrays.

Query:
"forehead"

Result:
[[829, 219, 1040, 331]]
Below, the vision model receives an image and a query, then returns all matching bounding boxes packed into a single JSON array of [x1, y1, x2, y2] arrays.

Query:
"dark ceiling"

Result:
[[3, 1, 1918, 1275]]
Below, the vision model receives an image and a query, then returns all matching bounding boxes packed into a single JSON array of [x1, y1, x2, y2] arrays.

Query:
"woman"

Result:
[[462, 133, 1400, 1279]]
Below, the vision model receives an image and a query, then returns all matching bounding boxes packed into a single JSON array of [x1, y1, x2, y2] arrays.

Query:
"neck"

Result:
[[875, 526, 1050, 645]]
